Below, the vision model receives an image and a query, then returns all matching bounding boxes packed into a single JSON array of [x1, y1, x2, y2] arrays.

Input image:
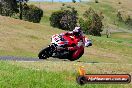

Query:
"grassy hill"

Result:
[[29, 0, 132, 32], [0, 15, 132, 63], [0, 15, 132, 87], [0, 0, 132, 87], [0, 15, 64, 57]]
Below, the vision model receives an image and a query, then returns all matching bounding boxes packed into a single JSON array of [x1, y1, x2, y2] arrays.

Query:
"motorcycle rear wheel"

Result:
[[68, 50, 84, 61]]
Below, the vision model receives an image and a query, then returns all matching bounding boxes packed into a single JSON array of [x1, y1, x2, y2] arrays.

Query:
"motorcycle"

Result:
[[38, 34, 92, 61]]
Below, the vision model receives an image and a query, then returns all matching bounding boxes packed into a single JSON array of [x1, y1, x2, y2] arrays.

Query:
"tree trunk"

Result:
[[0, 2, 1, 14], [19, 2, 22, 20]]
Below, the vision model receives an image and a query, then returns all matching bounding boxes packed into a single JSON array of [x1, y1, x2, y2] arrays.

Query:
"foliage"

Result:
[[117, 10, 132, 27], [50, 5, 78, 30], [62, 3, 65, 6], [118, 2, 122, 4], [0, 0, 18, 16], [117, 11, 122, 21], [22, 4, 43, 23], [72, 0, 76, 3], [125, 15, 132, 26], [50, 10, 64, 29], [79, 7, 103, 36], [95, 0, 99, 3], [0, 2, 1, 14]]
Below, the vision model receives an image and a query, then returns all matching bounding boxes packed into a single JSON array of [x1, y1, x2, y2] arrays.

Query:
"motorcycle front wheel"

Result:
[[38, 46, 51, 59]]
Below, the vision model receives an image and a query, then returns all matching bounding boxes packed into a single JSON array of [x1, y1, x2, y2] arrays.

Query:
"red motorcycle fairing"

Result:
[[38, 34, 85, 61], [62, 35, 78, 47]]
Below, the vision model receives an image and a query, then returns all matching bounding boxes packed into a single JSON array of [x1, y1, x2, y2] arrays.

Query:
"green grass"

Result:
[[85, 2, 131, 29], [40, 15, 50, 25], [87, 2, 116, 16], [0, 15, 132, 64], [0, 61, 131, 88], [29, 1, 132, 30], [0, 1, 132, 87], [0, 50, 36, 58]]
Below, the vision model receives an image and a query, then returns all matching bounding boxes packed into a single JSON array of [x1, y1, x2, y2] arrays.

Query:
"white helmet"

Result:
[[73, 27, 82, 36]]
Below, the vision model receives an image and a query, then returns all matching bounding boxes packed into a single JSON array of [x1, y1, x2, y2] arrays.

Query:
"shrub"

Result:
[[50, 10, 64, 29], [79, 8, 103, 36], [72, 0, 76, 3], [0, 0, 18, 16], [117, 10, 132, 27], [95, 0, 99, 3], [117, 11, 123, 21], [118, 2, 121, 4], [125, 15, 132, 26], [62, 3, 65, 6], [22, 4, 43, 23], [50, 5, 78, 30]]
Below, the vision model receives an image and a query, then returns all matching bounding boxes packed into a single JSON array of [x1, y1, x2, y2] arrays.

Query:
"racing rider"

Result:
[[59, 27, 85, 60]]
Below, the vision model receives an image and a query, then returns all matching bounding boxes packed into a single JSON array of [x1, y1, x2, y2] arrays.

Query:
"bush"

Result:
[[0, 0, 18, 16], [62, 3, 65, 6], [50, 5, 78, 30], [117, 11, 122, 21], [117, 10, 132, 27], [125, 15, 132, 26], [22, 4, 43, 23], [79, 8, 103, 36], [72, 0, 76, 3], [118, 2, 121, 4], [50, 10, 64, 29], [95, 0, 99, 3]]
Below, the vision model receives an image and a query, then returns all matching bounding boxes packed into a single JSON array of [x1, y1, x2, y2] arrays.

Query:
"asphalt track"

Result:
[[1, 56, 132, 65], [0, 56, 94, 63], [0, 56, 112, 63], [0, 56, 69, 62], [0, 56, 93, 62], [0, 56, 41, 61]]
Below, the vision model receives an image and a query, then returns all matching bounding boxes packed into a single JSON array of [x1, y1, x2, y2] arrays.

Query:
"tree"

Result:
[[0, 1, 2, 14], [72, 0, 76, 3], [95, 0, 99, 3], [79, 8, 103, 36], [106, 28, 111, 38], [50, 5, 78, 30], [22, 4, 43, 23], [17, 0, 29, 20], [60, 7, 78, 30], [0, 0, 18, 16], [117, 11, 122, 21], [125, 15, 132, 25]]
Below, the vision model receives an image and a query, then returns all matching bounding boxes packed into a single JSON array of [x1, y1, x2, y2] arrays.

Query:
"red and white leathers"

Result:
[[60, 31, 85, 60]]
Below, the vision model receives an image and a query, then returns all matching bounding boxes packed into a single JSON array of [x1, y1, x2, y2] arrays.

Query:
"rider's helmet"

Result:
[[73, 27, 83, 37]]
